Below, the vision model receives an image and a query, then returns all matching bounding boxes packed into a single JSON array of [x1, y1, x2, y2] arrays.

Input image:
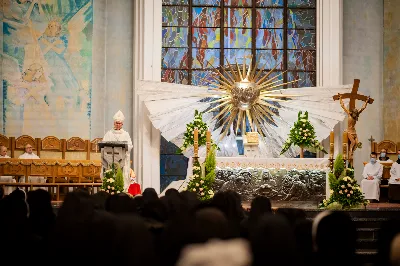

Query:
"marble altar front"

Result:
[[186, 157, 330, 202]]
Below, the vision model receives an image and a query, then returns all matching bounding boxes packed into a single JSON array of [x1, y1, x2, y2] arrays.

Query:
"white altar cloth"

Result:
[[186, 157, 331, 199]]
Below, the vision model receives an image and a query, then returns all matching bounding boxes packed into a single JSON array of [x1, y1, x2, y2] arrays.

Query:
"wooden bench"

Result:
[[0, 158, 102, 200]]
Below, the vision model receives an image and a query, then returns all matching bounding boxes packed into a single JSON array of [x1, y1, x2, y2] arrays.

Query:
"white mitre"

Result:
[[113, 110, 125, 122]]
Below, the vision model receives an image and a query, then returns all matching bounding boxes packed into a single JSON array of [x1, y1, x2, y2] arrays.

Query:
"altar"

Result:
[[186, 157, 330, 202]]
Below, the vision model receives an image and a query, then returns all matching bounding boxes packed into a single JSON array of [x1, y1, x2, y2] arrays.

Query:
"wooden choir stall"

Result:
[[0, 134, 103, 201]]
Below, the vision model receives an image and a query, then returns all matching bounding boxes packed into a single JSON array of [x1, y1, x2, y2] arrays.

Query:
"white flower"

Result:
[[108, 178, 115, 183], [111, 187, 114, 190], [348, 183, 352, 187], [196, 183, 199, 187], [339, 190, 343, 194], [200, 180, 204, 184], [303, 130, 307, 132], [350, 190, 353, 194], [108, 185, 111, 189], [199, 188, 203, 191], [106, 190, 109, 193], [341, 185, 345, 188], [347, 194, 350, 197], [304, 133, 307, 136], [330, 189, 334, 194], [111, 192, 114, 195], [192, 188, 196, 192], [208, 190, 214, 195], [117, 191, 120, 193], [303, 137, 306, 139], [345, 189, 348, 193], [201, 192, 205, 196]]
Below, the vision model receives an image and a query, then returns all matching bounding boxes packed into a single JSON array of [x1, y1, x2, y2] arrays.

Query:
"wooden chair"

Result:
[[369, 139, 399, 190], [14, 135, 38, 158], [0, 134, 11, 157]]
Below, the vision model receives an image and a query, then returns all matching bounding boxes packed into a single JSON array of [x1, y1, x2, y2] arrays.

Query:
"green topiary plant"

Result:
[[281, 111, 327, 157]]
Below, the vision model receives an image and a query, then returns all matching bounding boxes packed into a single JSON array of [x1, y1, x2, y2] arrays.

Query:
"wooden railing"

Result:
[[0, 158, 102, 200]]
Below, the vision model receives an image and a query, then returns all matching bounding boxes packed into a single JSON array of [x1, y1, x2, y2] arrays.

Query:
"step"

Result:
[[357, 228, 379, 240], [352, 217, 389, 228], [356, 239, 378, 250], [356, 249, 377, 266], [305, 209, 400, 219]]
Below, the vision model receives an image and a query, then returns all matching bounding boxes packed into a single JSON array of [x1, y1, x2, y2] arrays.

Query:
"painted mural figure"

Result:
[[1, 0, 93, 138], [38, 19, 81, 110]]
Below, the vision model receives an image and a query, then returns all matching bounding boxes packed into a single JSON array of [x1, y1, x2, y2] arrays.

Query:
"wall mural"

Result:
[[1, 0, 93, 138]]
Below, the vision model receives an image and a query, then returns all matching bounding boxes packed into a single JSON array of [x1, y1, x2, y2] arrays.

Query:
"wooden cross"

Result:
[[332, 79, 374, 108], [368, 135, 375, 143]]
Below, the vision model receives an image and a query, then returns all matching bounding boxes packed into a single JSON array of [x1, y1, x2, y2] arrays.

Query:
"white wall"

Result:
[[91, 0, 134, 139], [343, 0, 384, 182]]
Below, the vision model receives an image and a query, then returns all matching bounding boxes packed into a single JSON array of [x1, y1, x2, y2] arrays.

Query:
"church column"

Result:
[[132, 0, 162, 193], [316, 0, 345, 159]]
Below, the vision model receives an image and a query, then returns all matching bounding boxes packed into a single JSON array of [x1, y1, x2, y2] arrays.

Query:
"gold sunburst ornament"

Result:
[[202, 56, 299, 140]]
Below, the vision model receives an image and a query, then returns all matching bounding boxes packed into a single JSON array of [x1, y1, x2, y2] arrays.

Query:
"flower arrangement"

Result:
[[100, 163, 124, 195], [177, 110, 214, 153], [281, 111, 327, 157], [185, 146, 216, 201], [319, 154, 369, 209]]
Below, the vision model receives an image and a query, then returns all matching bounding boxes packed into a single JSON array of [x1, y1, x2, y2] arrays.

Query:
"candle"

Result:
[[194, 128, 198, 142], [343, 131, 348, 159], [206, 130, 211, 155], [330, 131, 334, 143], [194, 128, 199, 157]]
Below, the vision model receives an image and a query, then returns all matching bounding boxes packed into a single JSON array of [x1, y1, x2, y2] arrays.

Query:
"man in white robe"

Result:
[[389, 150, 400, 184], [102, 110, 133, 191], [388, 150, 400, 201], [361, 152, 383, 201], [19, 144, 46, 189], [0, 145, 16, 194]]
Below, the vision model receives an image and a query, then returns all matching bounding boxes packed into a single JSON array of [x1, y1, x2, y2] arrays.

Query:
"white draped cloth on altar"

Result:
[[137, 80, 353, 158]]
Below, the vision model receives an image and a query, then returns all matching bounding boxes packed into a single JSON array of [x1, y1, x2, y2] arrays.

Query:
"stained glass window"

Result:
[[162, 0, 316, 87], [161, 0, 316, 188]]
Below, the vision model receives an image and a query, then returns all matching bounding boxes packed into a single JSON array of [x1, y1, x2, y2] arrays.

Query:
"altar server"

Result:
[[0, 145, 16, 194], [361, 152, 383, 201], [103, 110, 133, 191], [19, 144, 46, 188]]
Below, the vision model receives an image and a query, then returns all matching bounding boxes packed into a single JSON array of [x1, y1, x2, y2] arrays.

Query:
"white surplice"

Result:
[[361, 162, 383, 200], [0, 154, 16, 194], [19, 152, 46, 188], [102, 129, 133, 191], [389, 161, 400, 184]]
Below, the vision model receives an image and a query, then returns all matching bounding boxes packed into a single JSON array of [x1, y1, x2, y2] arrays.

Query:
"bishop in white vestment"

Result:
[[361, 153, 383, 201], [19, 144, 46, 188], [103, 110, 133, 191], [0, 146, 16, 195]]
